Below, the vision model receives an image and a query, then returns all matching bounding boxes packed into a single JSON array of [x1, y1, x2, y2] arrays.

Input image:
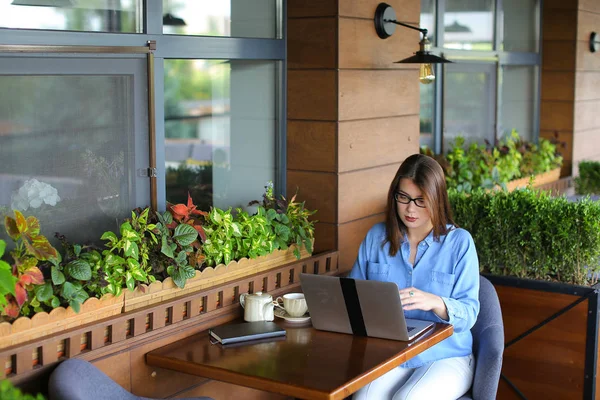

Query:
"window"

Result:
[[0, 1, 285, 245], [419, 0, 541, 153]]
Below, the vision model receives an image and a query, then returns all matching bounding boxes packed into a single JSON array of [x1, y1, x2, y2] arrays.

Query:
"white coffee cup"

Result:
[[274, 293, 308, 317]]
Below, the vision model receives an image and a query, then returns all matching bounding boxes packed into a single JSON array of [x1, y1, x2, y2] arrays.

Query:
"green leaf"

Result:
[[126, 276, 136, 292], [123, 241, 139, 259], [51, 296, 60, 308], [0, 268, 17, 297], [173, 224, 198, 246], [69, 300, 81, 313], [101, 231, 118, 243], [161, 236, 174, 258], [35, 282, 53, 302], [61, 281, 77, 299], [66, 259, 92, 281], [51, 266, 66, 285]]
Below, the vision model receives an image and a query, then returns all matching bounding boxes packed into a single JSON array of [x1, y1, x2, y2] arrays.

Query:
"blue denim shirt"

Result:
[[348, 222, 480, 368]]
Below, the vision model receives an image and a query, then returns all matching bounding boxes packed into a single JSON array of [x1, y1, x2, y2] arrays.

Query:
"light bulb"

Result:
[[419, 63, 435, 84]]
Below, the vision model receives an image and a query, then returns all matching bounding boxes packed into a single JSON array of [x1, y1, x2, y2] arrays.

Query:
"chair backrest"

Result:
[[470, 276, 504, 400], [48, 358, 213, 400]]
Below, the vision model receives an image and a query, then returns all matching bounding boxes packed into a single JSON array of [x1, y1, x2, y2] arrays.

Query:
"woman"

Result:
[[350, 154, 480, 400]]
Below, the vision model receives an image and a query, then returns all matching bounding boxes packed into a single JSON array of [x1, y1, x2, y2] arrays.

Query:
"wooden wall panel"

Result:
[[288, 18, 336, 70], [542, 41, 577, 71], [575, 72, 600, 101], [338, 164, 400, 223], [576, 42, 600, 71], [288, 1, 338, 18], [93, 352, 131, 392], [287, 121, 337, 172], [287, 70, 338, 121], [338, 214, 386, 272], [540, 101, 574, 131], [541, 71, 575, 101], [287, 170, 337, 224], [542, 9, 577, 41], [338, 18, 418, 69], [338, 116, 418, 172], [173, 380, 288, 399], [573, 129, 600, 161], [573, 100, 600, 132], [579, 0, 600, 13], [339, 0, 419, 21], [540, 0, 577, 10], [313, 222, 337, 254], [576, 10, 600, 41], [338, 70, 419, 121]]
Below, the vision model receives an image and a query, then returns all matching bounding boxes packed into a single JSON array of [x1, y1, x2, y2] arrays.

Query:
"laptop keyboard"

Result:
[[407, 326, 415, 332]]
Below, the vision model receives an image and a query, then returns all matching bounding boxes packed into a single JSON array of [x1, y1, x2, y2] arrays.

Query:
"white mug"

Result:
[[275, 293, 308, 317]]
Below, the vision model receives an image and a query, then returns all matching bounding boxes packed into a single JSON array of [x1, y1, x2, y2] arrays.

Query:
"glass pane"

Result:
[[444, 0, 494, 51], [163, 0, 280, 39], [0, 74, 138, 245], [420, 0, 435, 43], [500, 65, 536, 141], [501, 0, 539, 52], [443, 63, 496, 149], [164, 59, 277, 211], [0, 0, 142, 33], [419, 81, 435, 150]]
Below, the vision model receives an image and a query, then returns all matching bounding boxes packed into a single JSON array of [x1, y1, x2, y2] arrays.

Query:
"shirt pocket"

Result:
[[366, 262, 390, 281], [430, 270, 456, 297]]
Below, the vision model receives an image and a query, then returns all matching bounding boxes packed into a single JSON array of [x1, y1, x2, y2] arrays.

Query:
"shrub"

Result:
[[575, 161, 600, 195], [0, 380, 44, 400], [450, 189, 600, 285]]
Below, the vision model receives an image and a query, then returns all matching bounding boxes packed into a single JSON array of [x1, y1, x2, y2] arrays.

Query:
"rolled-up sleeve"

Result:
[[432, 233, 480, 333]]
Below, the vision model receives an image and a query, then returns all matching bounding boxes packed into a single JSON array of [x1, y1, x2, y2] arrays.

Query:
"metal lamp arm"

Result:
[[384, 19, 428, 36]]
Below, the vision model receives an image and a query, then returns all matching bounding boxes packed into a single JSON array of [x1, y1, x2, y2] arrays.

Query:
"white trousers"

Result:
[[353, 354, 475, 400]]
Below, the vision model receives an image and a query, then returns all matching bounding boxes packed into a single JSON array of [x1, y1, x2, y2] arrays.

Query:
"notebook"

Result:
[[299, 273, 434, 341], [209, 321, 286, 345]]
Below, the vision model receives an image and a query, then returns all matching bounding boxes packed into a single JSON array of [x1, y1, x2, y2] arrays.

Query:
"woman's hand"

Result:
[[399, 287, 449, 321]]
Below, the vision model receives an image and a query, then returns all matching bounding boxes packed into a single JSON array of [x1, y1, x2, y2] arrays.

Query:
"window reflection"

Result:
[[164, 59, 277, 211], [163, 0, 280, 39], [0, 0, 141, 33], [444, 0, 494, 51]]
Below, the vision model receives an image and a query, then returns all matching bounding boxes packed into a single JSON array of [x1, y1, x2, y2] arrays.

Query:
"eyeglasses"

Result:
[[394, 192, 427, 208]]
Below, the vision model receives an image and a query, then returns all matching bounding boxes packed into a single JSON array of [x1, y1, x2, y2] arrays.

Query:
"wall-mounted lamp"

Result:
[[374, 2, 452, 84], [591, 32, 600, 53]]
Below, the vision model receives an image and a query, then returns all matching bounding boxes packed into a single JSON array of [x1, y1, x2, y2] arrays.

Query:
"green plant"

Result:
[[99, 207, 157, 296], [0, 379, 45, 400], [2, 211, 58, 318], [30, 234, 105, 314], [450, 188, 600, 285], [152, 210, 198, 288], [234, 207, 277, 259], [0, 240, 17, 311], [202, 207, 241, 267], [575, 161, 600, 195]]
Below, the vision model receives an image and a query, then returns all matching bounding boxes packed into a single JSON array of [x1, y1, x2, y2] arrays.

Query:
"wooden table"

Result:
[[146, 320, 453, 400]]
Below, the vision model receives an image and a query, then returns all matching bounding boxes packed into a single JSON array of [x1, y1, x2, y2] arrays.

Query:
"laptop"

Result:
[[299, 273, 434, 341]]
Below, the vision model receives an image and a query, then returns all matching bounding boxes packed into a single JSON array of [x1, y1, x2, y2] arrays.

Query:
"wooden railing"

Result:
[[3, 251, 339, 393]]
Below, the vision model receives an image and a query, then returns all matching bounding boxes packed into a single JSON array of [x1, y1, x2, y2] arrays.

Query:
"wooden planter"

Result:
[[485, 274, 598, 400], [0, 293, 124, 350], [124, 244, 312, 312], [504, 167, 561, 192]]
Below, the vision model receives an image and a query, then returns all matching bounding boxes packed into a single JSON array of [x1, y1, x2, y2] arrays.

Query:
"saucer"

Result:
[[274, 307, 311, 323]]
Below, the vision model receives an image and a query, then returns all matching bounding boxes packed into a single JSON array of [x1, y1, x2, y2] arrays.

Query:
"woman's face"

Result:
[[396, 178, 433, 233]]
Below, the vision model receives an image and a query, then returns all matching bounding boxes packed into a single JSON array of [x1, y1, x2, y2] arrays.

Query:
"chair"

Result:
[[458, 276, 504, 400], [48, 358, 213, 400]]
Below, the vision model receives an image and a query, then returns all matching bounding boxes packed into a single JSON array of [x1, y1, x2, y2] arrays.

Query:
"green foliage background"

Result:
[[450, 189, 600, 285]]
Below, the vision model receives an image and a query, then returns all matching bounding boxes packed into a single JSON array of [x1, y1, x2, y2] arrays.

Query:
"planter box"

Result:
[[504, 168, 561, 192], [0, 293, 124, 350], [485, 274, 598, 400], [124, 244, 312, 312]]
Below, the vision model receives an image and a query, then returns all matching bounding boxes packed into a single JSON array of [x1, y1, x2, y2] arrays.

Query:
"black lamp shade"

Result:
[[163, 13, 186, 26], [395, 52, 452, 64]]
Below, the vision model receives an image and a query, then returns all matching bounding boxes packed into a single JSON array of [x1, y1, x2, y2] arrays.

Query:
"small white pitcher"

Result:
[[239, 291, 275, 322]]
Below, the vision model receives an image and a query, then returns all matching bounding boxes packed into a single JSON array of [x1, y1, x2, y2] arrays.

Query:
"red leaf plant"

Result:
[[167, 192, 208, 244], [2, 210, 58, 318]]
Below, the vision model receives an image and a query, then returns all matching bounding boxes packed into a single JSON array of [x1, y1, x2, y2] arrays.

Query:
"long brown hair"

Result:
[[385, 154, 455, 256]]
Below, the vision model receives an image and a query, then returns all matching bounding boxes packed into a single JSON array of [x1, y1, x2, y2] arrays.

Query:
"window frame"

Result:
[[422, 0, 541, 154], [0, 0, 288, 211]]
